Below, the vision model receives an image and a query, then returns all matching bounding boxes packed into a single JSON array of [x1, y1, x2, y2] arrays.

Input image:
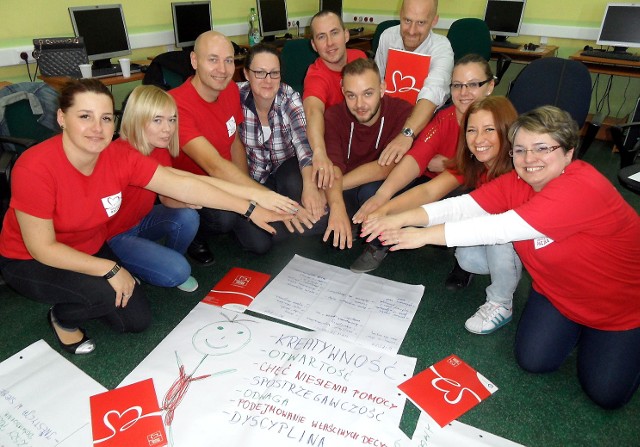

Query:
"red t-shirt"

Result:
[[106, 139, 172, 238], [0, 135, 159, 259], [324, 96, 412, 174], [470, 160, 640, 330], [169, 78, 244, 175], [407, 105, 459, 179], [302, 49, 367, 107]]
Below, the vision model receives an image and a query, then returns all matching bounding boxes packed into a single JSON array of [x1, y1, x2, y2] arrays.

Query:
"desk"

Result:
[[39, 60, 149, 91], [618, 164, 640, 194], [569, 51, 640, 78], [491, 45, 558, 63]]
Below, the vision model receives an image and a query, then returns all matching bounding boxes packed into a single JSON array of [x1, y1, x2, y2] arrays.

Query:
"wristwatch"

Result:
[[243, 200, 257, 220], [401, 127, 415, 139]]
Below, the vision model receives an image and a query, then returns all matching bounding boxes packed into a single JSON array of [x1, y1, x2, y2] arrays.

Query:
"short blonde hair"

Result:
[[120, 85, 179, 157]]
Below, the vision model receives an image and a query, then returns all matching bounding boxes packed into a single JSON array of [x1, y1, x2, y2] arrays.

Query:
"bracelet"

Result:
[[243, 200, 257, 220], [103, 263, 121, 279]]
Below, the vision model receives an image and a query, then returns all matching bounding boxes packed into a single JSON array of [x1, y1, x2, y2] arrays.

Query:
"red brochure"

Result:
[[384, 48, 431, 104], [201, 267, 270, 311], [90, 378, 166, 446], [398, 354, 498, 427]]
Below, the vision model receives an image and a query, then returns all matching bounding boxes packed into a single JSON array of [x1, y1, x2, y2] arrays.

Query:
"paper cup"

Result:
[[118, 58, 131, 78], [79, 64, 92, 79]]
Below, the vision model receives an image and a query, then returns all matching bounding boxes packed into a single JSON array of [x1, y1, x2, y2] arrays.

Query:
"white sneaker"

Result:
[[465, 301, 512, 335], [177, 276, 198, 292]]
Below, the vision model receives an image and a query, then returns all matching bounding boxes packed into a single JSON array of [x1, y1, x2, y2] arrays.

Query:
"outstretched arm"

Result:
[[303, 96, 335, 189]]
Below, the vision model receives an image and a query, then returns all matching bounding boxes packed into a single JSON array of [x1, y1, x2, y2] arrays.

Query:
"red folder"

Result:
[[384, 48, 431, 104], [201, 267, 270, 311], [398, 354, 498, 427], [90, 378, 166, 446]]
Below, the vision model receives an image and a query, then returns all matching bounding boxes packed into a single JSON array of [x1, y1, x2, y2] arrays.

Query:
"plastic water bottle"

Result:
[[248, 8, 261, 46]]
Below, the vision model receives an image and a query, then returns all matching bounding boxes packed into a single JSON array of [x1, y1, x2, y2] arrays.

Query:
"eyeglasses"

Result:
[[450, 78, 493, 90], [248, 68, 281, 79], [509, 145, 563, 157]]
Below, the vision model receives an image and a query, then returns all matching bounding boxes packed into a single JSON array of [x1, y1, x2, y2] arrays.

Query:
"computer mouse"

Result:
[[284, 33, 293, 39], [584, 45, 593, 51]]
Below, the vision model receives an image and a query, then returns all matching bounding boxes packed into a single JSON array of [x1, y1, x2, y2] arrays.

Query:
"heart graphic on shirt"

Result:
[[386, 70, 420, 94], [107, 195, 121, 207]]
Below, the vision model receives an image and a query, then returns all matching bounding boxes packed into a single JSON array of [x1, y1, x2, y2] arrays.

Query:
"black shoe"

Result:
[[445, 261, 474, 291], [187, 240, 215, 266], [47, 308, 95, 355]]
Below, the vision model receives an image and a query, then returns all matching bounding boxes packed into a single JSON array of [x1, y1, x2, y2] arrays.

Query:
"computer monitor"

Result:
[[69, 4, 132, 70], [596, 2, 640, 54], [256, 0, 289, 41], [172, 1, 213, 49], [483, 0, 526, 43], [319, 0, 342, 16]]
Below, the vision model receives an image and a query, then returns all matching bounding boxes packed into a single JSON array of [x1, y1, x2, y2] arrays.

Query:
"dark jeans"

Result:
[[515, 288, 640, 409], [0, 244, 151, 332]]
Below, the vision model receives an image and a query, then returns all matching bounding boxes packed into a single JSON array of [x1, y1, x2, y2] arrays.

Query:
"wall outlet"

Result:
[[17, 50, 35, 64]]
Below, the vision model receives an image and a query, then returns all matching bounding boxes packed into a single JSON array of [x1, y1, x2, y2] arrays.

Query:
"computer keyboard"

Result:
[[580, 50, 640, 62], [491, 40, 520, 49], [91, 63, 143, 78]]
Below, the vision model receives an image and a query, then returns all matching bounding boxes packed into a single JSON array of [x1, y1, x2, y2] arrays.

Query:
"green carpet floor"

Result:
[[1, 140, 638, 446]]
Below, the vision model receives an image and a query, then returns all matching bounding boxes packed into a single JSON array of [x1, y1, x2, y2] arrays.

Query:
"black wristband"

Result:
[[243, 201, 257, 220], [103, 263, 121, 279]]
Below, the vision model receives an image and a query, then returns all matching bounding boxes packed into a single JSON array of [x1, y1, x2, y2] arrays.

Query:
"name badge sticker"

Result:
[[226, 116, 236, 137]]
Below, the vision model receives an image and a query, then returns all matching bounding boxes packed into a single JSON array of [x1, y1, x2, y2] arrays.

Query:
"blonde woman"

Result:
[[107, 85, 200, 292]]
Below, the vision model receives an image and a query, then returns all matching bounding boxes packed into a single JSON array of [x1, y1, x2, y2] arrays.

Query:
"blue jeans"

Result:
[[107, 205, 199, 287], [515, 289, 640, 409], [0, 244, 150, 332], [455, 243, 522, 307]]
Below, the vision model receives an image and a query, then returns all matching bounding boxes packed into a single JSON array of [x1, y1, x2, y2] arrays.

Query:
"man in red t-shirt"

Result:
[[170, 31, 302, 259], [322, 59, 412, 250], [302, 11, 367, 190]]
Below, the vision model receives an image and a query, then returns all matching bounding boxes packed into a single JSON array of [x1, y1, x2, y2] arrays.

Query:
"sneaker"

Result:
[[465, 301, 512, 335], [350, 244, 388, 273], [444, 261, 474, 291], [177, 276, 199, 292]]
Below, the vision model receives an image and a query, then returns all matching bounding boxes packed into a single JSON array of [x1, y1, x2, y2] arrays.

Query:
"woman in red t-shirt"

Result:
[[0, 79, 291, 355], [362, 106, 640, 409]]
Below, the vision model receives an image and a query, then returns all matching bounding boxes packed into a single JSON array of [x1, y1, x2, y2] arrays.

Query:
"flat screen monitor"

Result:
[[596, 2, 640, 53], [320, 0, 342, 16], [483, 0, 526, 42], [69, 4, 132, 69], [256, 0, 289, 40], [172, 1, 213, 49]]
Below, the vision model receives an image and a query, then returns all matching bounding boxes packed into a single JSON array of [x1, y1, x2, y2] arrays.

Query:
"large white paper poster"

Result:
[[249, 255, 425, 353], [121, 303, 416, 447], [410, 411, 524, 447], [0, 340, 106, 447]]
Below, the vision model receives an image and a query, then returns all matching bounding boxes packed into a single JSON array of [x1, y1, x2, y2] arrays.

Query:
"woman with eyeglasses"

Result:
[[361, 96, 521, 334], [362, 105, 640, 409], [351, 53, 494, 274], [237, 43, 325, 238]]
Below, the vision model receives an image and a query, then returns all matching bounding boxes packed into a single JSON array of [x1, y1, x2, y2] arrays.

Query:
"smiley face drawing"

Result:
[[192, 318, 252, 357]]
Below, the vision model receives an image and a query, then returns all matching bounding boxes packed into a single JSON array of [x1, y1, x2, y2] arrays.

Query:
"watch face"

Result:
[[402, 128, 414, 138]]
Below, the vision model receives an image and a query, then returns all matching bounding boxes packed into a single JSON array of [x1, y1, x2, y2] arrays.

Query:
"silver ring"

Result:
[[319, 167, 324, 170]]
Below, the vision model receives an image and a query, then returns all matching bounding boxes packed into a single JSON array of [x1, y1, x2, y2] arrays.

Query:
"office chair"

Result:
[[370, 20, 400, 57], [610, 122, 640, 168], [0, 91, 60, 225], [142, 51, 194, 91], [280, 39, 318, 94], [507, 57, 592, 155], [446, 18, 511, 85]]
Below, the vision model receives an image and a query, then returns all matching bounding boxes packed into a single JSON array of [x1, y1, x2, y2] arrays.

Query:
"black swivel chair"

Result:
[[610, 122, 640, 168], [507, 57, 593, 156], [370, 20, 400, 57]]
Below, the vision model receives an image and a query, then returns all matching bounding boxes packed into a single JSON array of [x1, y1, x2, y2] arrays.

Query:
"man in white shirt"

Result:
[[374, 0, 454, 167]]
